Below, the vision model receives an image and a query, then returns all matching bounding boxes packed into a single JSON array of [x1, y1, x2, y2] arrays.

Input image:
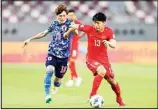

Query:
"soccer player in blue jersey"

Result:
[[23, 4, 78, 103]]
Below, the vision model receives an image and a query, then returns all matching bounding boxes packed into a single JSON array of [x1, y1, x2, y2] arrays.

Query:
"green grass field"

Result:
[[2, 62, 157, 108]]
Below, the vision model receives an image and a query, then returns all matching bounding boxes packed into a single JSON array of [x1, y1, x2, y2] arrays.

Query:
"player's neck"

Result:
[[98, 28, 104, 33], [58, 19, 68, 24]]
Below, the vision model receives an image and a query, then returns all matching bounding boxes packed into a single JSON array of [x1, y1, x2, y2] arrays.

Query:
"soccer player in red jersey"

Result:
[[65, 9, 85, 87], [66, 12, 126, 106]]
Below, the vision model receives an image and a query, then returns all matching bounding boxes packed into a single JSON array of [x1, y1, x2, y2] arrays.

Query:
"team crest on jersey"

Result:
[[62, 25, 67, 32], [48, 56, 52, 61]]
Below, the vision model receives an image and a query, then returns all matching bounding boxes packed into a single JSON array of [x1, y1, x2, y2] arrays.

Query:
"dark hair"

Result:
[[55, 4, 68, 15], [92, 12, 106, 22], [68, 9, 75, 13]]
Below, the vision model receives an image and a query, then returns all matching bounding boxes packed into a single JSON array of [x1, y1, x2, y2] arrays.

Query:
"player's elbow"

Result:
[[110, 46, 115, 49], [39, 33, 46, 38], [109, 40, 116, 49], [109, 43, 116, 49]]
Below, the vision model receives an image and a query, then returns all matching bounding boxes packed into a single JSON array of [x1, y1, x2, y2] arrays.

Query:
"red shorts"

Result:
[[86, 59, 114, 79], [69, 49, 78, 59]]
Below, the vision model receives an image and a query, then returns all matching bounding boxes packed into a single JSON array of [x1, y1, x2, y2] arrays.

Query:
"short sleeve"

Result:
[[108, 29, 115, 40], [48, 21, 55, 32], [78, 24, 92, 33]]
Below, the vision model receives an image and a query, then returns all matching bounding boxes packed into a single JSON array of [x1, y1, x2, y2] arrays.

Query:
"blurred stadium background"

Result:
[[2, 0, 157, 108]]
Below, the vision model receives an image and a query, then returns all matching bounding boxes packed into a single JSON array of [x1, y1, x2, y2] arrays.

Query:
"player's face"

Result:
[[93, 21, 105, 32], [68, 12, 76, 21], [57, 11, 67, 24]]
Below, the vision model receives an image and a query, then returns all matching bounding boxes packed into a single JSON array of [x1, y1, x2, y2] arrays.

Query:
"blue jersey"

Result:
[[47, 19, 73, 58]]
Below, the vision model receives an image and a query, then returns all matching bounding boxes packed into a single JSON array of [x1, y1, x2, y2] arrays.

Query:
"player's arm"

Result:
[[70, 23, 92, 34], [22, 30, 49, 48], [63, 28, 78, 39], [103, 29, 116, 48], [103, 39, 116, 48], [64, 22, 79, 39]]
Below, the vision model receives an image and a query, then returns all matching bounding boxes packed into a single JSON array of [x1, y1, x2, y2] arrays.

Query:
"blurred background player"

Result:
[[23, 4, 78, 103], [69, 12, 126, 106], [65, 9, 85, 87]]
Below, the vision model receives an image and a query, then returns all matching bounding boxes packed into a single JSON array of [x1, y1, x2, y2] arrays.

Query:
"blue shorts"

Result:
[[45, 54, 68, 78]]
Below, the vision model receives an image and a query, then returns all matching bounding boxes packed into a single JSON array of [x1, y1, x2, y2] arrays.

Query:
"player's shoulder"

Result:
[[88, 25, 95, 32], [105, 26, 113, 31], [66, 19, 73, 25], [104, 26, 114, 33], [50, 21, 58, 26]]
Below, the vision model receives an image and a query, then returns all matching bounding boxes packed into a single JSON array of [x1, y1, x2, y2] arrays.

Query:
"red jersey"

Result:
[[78, 24, 114, 65], [70, 20, 81, 50]]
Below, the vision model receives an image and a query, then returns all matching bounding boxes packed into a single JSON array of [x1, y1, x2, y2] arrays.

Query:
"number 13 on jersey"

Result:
[[94, 40, 101, 46], [94, 40, 107, 47]]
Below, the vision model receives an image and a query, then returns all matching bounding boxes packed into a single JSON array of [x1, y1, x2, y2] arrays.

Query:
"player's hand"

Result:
[[103, 40, 109, 47], [70, 24, 79, 29], [22, 39, 31, 48], [64, 32, 69, 39]]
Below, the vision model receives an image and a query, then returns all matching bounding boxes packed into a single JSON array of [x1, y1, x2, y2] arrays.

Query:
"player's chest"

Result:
[[88, 32, 108, 47], [88, 31, 108, 39], [53, 25, 68, 34], [52, 25, 69, 40]]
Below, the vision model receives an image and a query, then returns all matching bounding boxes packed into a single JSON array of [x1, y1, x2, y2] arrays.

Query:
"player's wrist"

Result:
[[106, 41, 110, 46], [103, 40, 109, 47]]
